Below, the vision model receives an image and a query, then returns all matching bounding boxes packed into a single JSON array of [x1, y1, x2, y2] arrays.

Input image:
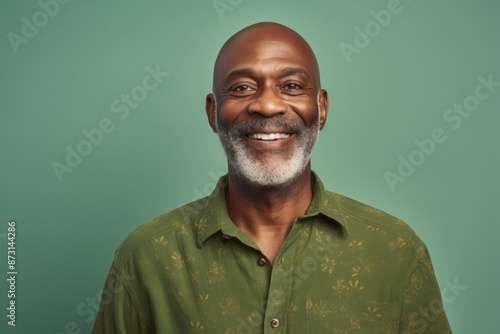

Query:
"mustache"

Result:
[[225, 118, 306, 136]]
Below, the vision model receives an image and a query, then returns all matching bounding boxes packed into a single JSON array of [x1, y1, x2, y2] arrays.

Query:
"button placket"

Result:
[[261, 220, 302, 333]]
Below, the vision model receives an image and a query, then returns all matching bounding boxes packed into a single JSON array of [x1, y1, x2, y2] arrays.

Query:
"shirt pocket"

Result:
[[306, 299, 399, 333]]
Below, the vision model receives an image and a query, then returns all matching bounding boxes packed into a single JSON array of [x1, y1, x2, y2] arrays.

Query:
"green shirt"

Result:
[[92, 173, 451, 333]]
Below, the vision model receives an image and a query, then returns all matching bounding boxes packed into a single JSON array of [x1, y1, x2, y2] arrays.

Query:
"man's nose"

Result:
[[247, 86, 287, 117]]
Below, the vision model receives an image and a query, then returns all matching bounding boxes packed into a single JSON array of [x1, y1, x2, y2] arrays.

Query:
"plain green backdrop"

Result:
[[1, 0, 498, 333]]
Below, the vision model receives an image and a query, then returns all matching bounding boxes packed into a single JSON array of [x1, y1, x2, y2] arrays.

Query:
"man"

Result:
[[93, 22, 451, 333]]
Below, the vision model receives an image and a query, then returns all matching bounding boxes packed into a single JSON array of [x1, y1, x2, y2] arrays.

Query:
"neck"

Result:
[[225, 164, 313, 264]]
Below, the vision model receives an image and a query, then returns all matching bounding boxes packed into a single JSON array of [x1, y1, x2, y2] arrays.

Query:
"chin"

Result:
[[230, 154, 310, 188]]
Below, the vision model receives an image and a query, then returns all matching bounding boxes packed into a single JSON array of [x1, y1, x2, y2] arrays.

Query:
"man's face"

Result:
[[207, 29, 328, 187]]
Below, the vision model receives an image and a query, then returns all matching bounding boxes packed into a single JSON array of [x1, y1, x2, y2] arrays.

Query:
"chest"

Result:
[[143, 225, 409, 333]]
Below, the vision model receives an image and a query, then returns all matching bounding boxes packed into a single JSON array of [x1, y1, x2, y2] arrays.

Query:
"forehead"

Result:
[[214, 32, 319, 88]]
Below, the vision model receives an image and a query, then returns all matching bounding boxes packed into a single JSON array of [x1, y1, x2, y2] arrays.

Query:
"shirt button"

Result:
[[257, 258, 266, 266], [270, 318, 280, 328], [222, 234, 231, 240]]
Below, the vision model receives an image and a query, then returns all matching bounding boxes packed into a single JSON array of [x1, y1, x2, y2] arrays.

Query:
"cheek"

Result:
[[289, 100, 319, 125], [218, 100, 249, 123]]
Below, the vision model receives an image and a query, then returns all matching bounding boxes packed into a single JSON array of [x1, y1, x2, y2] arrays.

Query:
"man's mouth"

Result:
[[247, 133, 292, 141]]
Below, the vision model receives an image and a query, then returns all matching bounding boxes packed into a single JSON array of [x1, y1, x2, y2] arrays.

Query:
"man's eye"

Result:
[[283, 83, 301, 90], [233, 85, 251, 91]]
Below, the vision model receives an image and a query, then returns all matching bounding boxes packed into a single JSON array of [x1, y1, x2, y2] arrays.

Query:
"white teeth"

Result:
[[248, 133, 291, 140]]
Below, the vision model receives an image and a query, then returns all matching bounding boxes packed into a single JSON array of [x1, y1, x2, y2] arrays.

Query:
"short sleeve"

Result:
[[399, 246, 452, 333], [92, 264, 153, 334]]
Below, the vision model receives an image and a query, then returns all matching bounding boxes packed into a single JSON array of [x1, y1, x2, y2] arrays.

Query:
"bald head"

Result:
[[212, 22, 321, 94]]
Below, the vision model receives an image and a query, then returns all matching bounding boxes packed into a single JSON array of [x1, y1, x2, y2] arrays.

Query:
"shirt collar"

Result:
[[195, 171, 348, 248], [305, 171, 349, 235]]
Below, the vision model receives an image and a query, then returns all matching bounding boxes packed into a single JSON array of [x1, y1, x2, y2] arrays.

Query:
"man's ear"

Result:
[[205, 93, 217, 133], [318, 89, 329, 130]]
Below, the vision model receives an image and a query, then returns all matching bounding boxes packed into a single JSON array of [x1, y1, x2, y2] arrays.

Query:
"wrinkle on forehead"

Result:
[[213, 22, 321, 93]]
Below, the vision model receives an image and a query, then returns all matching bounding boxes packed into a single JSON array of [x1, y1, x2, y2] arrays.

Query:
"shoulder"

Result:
[[113, 197, 208, 269], [326, 190, 426, 252]]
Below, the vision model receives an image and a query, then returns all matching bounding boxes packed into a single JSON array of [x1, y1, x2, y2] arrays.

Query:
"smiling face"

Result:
[[206, 23, 329, 187]]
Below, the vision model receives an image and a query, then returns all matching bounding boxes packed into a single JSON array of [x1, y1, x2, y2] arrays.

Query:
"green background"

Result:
[[1, 0, 498, 333]]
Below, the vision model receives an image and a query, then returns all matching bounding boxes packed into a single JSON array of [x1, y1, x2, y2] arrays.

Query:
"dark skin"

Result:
[[205, 22, 329, 264]]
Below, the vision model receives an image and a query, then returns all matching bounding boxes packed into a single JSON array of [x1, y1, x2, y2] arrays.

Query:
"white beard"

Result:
[[215, 98, 321, 187]]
